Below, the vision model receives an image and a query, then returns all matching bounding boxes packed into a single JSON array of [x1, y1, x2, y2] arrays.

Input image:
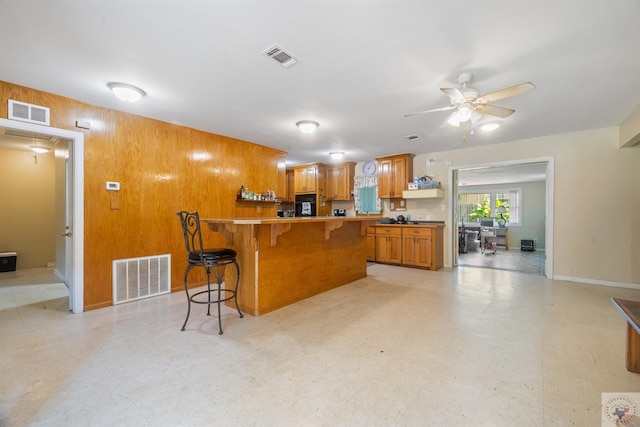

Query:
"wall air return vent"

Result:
[[262, 44, 298, 68], [113, 254, 171, 305], [8, 99, 50, 126]]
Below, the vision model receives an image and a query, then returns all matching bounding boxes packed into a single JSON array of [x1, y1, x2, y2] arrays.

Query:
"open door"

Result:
[[451, 169, 459, 267], [0, 118, 84, 313]]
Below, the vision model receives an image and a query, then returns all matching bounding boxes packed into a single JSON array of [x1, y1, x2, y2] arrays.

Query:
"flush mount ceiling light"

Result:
[[330, 152, 344, 160], [31, 134, 49, 153], [296, 120, 319, 134], [481, 121, 501, 132], [107, 82, 146, 103], [31, 146, 49, 154]]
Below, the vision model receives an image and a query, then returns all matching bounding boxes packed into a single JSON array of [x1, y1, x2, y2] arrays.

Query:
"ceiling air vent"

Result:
[[405, 134, 420, 141], [8, 99, 50, 126], [262, 44, 297, 68]]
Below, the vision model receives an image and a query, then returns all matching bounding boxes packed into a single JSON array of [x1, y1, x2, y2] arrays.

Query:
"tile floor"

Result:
[[458, 248, 546, 276], [1, 265, 639, 426]]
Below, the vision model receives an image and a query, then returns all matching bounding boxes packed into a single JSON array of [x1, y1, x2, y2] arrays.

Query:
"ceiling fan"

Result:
[[405, 73, 535, 127]]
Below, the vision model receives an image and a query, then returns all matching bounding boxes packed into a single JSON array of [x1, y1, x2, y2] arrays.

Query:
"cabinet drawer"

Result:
[[402, 227, 432, 237], [375, 227, 402, 236]]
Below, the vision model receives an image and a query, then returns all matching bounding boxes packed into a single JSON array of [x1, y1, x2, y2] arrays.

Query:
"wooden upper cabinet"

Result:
[[276, 152, 287, 201], [285, 169, 295, 202], [375, 153, 415, 198], [327, 162, 355, 201], [294, 164, 318, 194]]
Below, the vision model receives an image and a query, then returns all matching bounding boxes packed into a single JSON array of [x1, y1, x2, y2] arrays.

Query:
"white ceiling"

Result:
[[458, 163, 547, 187], [1, 1, 639, 168]]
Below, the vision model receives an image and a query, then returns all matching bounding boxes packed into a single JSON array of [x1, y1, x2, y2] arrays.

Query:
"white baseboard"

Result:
[[553, 275, 640, 290]]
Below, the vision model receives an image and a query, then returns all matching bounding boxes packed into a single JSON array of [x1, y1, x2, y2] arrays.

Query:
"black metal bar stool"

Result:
[[176, 210, 243, 334]]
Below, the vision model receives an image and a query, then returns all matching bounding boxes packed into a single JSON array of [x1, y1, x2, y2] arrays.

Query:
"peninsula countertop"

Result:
[[201, 216, 382, 225]]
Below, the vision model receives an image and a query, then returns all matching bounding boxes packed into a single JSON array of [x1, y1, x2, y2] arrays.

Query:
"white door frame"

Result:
[[0, 118, 84, 313], [448, 156, 554, 279]]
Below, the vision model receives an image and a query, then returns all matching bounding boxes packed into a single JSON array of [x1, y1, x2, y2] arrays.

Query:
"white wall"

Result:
[[0, 148, 56, 269], [417, 127, 640, 286]]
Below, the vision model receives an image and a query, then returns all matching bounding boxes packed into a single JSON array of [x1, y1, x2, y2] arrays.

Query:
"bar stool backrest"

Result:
[[176, 210, 205, 264]]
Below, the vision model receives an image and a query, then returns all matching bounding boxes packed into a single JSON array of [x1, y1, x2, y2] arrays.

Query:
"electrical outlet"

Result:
[[534, 238, 538, 242]]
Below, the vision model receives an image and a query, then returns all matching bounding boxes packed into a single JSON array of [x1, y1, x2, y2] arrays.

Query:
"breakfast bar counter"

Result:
[[202, 217, 379, 315]]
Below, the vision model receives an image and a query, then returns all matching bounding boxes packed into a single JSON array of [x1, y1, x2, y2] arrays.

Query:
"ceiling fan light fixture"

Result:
[[296, 120, 319, 134], [458, 103, 473, 122], [481, 121, 501, 132], [107, 82, 146, 102], [447, 113, 461, 127], [329, 151, 344, 160]]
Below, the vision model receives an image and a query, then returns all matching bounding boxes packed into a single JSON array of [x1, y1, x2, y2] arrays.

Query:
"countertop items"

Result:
[[377, 219, 445, 226]]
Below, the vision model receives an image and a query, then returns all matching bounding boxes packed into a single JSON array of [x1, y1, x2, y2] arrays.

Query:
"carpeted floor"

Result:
[[458, 248, 546, 275]]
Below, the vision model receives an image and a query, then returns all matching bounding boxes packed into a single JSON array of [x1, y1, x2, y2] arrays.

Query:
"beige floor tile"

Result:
[[1, 265, 639, 426]]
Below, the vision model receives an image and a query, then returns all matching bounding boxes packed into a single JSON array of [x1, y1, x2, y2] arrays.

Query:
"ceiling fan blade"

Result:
[[475, 104, 515, 118], [441, 87, 465, 103], [475, 82, 535, 104], [404, 105, 456, 117]]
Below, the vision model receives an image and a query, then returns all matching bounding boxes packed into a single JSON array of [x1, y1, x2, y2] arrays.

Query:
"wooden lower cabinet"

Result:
[[375, 227, 402, 264], [402, 227, 433, 268], [366, 227, 376, 262], [372, 225, 444, 271]]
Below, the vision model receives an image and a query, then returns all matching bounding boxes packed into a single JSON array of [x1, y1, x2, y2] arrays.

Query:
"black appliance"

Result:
[[521, 239, 535, 251], [295, 194, 316, 217], [333, 209, 346, 216]]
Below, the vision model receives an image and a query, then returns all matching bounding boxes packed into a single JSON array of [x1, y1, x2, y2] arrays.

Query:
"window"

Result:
[[458, 189, 522, 225]]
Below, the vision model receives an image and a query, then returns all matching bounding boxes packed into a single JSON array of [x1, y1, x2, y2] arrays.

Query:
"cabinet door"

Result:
[[328, 163, 354, 201], [327, 167, 338, 201], [391, 156, 408, 196], [387, 235, 402, 264], [377, 159, 393, 198], [413, 236, 432, 268], [375, 228, 402, 264], [366, 232, 376, 261], [294, 166, 317, 193], [376, 154, 414, 198], [402, 235, 417, 265], [402, 227, 433, 268], [286, 169, 295, 202]]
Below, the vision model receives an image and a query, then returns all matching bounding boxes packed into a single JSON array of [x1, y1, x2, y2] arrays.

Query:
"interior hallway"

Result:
[[1, 265, 638, 426]]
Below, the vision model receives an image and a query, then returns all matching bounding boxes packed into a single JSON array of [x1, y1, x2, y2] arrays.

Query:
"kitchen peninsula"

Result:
[[202, 217, 379, 315]]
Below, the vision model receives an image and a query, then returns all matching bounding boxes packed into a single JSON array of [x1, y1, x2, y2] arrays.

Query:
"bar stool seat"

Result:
[[177, 211, 243, 335], [188, 248, 237, 263]]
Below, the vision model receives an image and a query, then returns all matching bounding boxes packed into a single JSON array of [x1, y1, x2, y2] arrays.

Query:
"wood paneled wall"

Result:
[[1, 81, 282, 310]]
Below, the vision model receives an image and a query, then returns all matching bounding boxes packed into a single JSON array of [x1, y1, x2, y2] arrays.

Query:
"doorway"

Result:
[[449, 158, 554, 278], [0, 118, 84, 313]]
